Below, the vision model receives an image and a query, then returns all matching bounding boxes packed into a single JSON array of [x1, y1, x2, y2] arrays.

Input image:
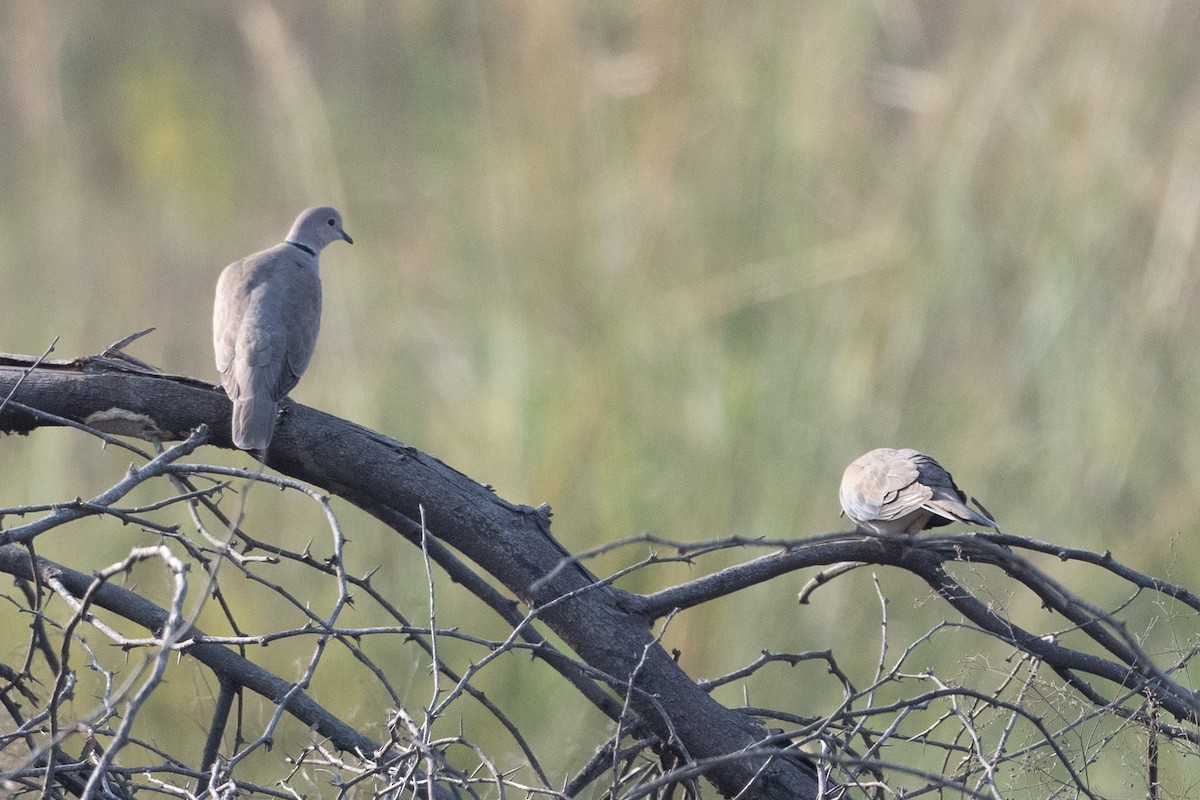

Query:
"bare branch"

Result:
[[3, 355, 1199, 798]]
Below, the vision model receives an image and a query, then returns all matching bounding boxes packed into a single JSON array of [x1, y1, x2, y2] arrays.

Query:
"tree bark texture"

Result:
[[0, 353, 823, 799]]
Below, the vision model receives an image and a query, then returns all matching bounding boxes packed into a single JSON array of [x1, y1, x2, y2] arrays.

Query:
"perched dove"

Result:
[[839, 448, 999, 535], [213, 206, 352, 451]]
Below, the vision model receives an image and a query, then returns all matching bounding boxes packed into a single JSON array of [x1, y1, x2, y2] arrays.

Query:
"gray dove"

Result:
[[839, 448, 999, 535], [213, 206, 352, 451]]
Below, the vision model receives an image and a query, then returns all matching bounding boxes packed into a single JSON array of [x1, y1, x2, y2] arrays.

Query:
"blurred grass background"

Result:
[[4, 1, 1200, 794]]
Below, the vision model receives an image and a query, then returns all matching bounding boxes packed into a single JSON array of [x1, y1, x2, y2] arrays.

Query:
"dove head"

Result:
[[286, 206, 353, 254]]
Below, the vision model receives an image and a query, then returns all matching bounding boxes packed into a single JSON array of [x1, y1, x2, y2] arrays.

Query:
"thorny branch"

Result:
[[1, 350, 1198, 799]]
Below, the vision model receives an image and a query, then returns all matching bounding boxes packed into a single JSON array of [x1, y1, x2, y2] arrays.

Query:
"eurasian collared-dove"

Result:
[[212, 206, 352, 451], [839, 448, 999, 535]]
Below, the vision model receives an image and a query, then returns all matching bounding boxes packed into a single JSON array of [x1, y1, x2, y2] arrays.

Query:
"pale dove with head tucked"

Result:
[[839, 448, 999, 535], [213, 206, 352, 451]]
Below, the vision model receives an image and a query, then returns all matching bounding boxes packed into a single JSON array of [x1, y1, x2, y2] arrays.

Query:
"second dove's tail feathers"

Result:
[[926, 498, 999, 530]]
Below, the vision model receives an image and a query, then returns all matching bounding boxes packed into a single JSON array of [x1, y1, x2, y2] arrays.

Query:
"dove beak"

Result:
[[341, 229, 354, 245]]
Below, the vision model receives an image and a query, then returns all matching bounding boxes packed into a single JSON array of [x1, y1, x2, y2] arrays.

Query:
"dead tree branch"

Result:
[[3, 349, 1199, 799]]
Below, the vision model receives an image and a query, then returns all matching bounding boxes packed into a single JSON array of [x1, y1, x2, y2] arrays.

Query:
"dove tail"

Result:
[[231, 396, 279, 451], [966, 507, 1000, 531], [949, 503, 1000, 530], [925, 499, 1000, 531]]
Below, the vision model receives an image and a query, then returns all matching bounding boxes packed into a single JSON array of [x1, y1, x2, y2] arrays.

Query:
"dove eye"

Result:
[[327, 218, 336, 226]]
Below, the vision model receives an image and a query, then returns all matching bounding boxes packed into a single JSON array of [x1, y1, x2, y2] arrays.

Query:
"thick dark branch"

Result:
[[641, 530, 1200, 731], [0, 356, 824, 799]]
